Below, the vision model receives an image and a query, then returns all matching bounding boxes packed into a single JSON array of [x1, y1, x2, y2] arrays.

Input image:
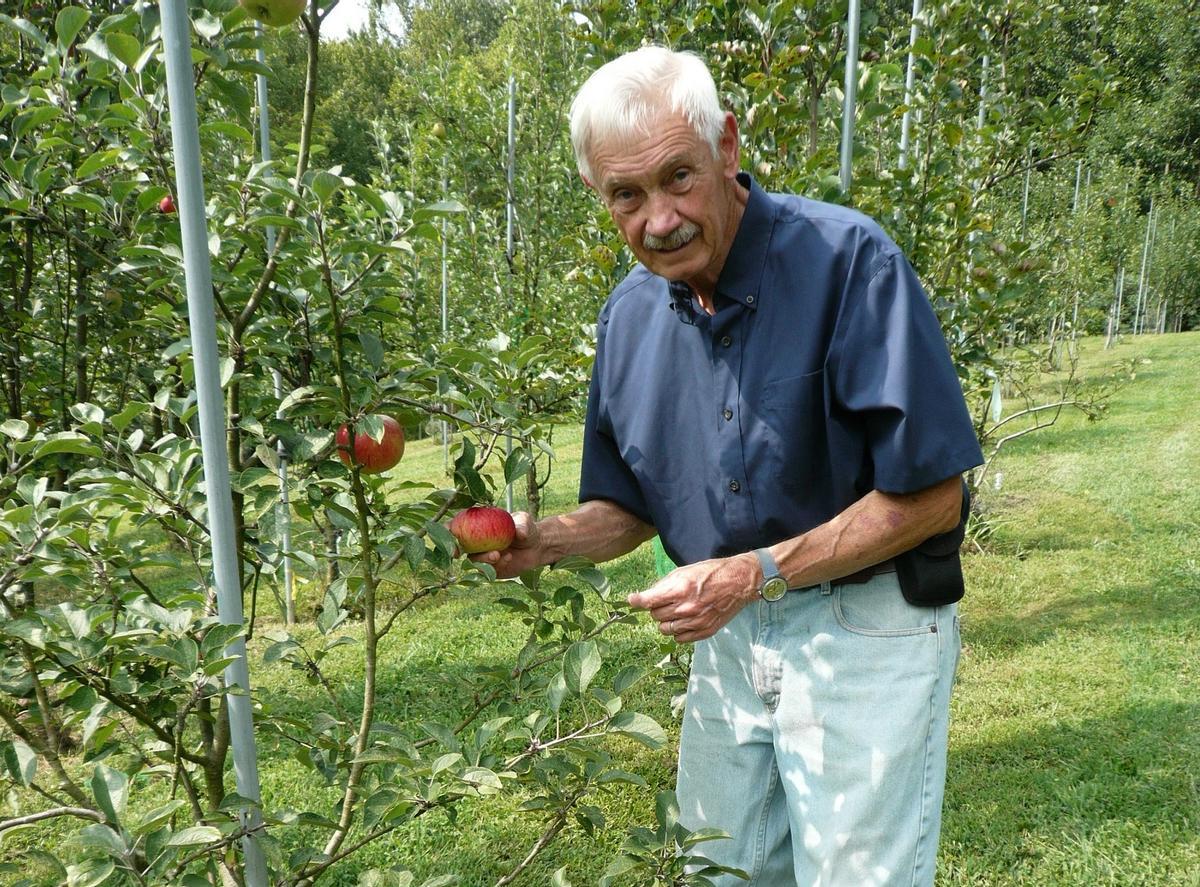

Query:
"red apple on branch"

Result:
[[336, 415, 405, 474], [449, 506, 516, 554], [159, 194, 176, 214]]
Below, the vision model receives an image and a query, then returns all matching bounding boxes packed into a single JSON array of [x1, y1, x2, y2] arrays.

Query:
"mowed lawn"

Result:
[[941, 332, 1200, 886], [4, 333, 1198, 885]]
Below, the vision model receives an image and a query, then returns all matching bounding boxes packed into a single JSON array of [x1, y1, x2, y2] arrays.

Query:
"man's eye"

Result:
[[611, 189, 637, 207], [673, 169, 691, 184]]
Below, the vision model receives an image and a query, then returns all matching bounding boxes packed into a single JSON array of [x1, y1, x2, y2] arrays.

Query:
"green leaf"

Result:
[[77, 147, 122, 179], [3, 739, 37, 786], [608, 711, 667, 749], [200, 121, 252, 143], [404, 533, 426, 569], [57, 603, 91, 640], [311, 170, 344, 203], [503, 446, 532, 485], [14, 105, 61, 138], [90, 763, 129, 825], [655, 789, 680, 833], [54, 6, 89, 50], [0, 419, 30, 440], [32, 432, 102, 460], [413, 199, 466, 220], [66, 856, 113, 887], [104, 32, 142, 67], [426, 520, 457, 556], [16, 473, 48, 506], [563, 640, 601, 696], [75, 823, 127, 858], [79, 31, 120, 67], [547, 670, 568, 714], [110, 401, 147, 432], [0, 14, 48, 48], [430, 752, 462, 775], [166, 825, 223, 847], [613, 665, 649, 695], [130, 799, 188, 835], [459, 766, 503, 794], [359, 331, 384, 370], [680, 826, 735, 847], [600, 855, 642, 886]]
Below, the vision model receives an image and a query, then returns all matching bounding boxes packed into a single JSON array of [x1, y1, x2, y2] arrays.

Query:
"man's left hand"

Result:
[[627, 554, 758, 643]]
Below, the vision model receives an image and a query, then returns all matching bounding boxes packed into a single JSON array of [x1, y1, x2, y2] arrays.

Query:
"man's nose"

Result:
[[643, 191, 682, 238]]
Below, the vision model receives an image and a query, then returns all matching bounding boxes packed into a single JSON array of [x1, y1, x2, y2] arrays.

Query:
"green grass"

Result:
[[4, 333, 1200, 885], [943, 333, 1200, 886]]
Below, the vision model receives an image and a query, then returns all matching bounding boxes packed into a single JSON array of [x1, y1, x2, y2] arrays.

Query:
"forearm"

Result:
[[766, 475, 963, 588], [538, 499, 656, 566]]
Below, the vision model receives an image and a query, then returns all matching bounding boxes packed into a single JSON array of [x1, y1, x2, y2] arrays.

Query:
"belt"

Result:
[[836, 559, 896, 586]]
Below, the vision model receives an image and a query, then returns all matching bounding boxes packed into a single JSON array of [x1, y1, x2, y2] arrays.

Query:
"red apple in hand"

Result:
[[336, 415, 405, 474], [159, 194, 176, 214], [449, 506, 516, 554]]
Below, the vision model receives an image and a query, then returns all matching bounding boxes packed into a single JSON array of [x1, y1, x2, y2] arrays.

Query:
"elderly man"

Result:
[[478, 46, 983, 886]]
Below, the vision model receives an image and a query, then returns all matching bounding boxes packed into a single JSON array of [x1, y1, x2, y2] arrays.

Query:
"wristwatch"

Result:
[[754, 548, 789, 602]]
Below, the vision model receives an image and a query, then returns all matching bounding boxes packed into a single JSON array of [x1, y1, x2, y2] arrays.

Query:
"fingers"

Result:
[[627, 582, 671, 611], [511, 511, 535, 543], [655, 617, 712, 645]]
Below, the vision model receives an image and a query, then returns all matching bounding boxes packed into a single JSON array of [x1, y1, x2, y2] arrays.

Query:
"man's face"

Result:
[[587, 111, 741, 289]]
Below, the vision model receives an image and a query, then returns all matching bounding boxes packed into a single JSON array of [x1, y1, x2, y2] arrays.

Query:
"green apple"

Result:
[[240, 0, 305, 28]]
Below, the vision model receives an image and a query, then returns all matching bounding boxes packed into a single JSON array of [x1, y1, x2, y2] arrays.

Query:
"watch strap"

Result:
[[754, 547, 782, 583]]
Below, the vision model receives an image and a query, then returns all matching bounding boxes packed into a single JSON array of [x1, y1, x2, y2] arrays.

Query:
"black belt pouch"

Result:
[[894, 479, 970, 607]]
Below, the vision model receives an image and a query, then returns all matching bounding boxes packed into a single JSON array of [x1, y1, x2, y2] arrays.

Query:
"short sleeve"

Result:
[[829, 252, 983, 493], [578, 320, 653, 524]]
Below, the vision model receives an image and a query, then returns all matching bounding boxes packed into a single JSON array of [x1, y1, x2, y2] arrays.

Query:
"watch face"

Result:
[[760, 576, 789, 602]]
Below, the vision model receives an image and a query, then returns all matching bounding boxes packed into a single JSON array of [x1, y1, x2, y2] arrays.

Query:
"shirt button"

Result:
[[722, 408, 733, 421], [729, 479, 740, 493], [721, 335, 732, 347], [745, 295, 755, 304]]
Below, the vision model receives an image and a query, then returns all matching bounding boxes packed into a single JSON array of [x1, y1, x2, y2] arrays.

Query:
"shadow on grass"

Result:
[[943, 700, 1200, 878], [963, 561, 1200, 655]]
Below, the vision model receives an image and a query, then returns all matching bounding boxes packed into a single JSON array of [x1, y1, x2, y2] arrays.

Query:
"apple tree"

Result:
[[0, 2, 682, 884]]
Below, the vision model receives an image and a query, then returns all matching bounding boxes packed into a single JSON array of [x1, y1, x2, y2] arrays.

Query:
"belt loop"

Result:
[[819, 581, 832, 596]]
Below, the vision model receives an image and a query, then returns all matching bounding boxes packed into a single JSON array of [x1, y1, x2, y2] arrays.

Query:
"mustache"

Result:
[[643, 222, 700, 251]]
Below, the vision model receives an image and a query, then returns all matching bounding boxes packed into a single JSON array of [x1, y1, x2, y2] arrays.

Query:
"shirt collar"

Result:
[[714, 172, 774, 309], [667, 172, 775, 323]]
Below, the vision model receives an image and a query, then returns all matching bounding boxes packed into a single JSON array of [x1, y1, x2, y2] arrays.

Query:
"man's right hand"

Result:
[[469, 511, 544, 579]]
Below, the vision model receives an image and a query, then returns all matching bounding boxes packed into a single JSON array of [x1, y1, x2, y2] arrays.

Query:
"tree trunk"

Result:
[[525, 460, 541, 521]]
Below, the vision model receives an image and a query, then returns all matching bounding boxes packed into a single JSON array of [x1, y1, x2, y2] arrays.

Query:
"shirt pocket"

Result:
[[755, 369, 830, 496]]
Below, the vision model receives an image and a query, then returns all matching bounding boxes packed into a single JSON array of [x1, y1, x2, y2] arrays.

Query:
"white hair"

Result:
[[569, 46, 725, 184]]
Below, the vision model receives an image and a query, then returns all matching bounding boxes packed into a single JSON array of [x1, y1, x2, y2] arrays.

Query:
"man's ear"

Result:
[[580, 171, 594, 190], [719, 112, 740, 179]]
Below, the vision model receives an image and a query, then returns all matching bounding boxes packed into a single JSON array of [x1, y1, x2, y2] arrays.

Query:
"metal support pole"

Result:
[[1072, 160, 1082, 213], [159, 3, 268, 883], [441, 161, 450, 473], [977, 53, 989, 130], [897, 0, 922, 171], [839, 0, 861, 194], [1135, 197, 1154, 335], [505, 75, 516, 512], [1020, 155, 1031, 240], [255, 29, 295, 626], [506, 75, 516, 266]]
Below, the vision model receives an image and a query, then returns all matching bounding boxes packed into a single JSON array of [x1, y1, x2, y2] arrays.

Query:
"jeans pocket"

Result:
[[833, 577, 940, 638]]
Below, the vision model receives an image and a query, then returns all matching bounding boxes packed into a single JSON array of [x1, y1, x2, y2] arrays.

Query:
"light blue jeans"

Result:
[[676, 571, 960, 886]]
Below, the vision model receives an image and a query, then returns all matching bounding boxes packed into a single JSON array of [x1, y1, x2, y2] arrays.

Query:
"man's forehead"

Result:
[[591, 112, 706, 184]]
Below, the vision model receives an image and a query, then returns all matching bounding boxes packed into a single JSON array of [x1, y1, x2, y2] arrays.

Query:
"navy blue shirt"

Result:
[[579, 173, 984, 568]]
